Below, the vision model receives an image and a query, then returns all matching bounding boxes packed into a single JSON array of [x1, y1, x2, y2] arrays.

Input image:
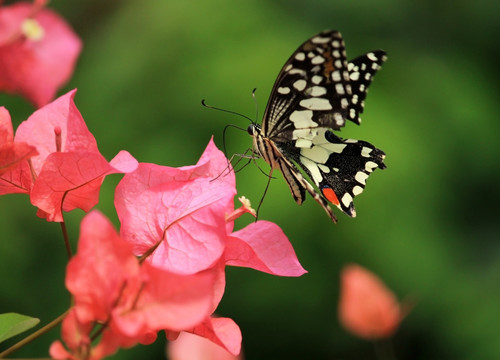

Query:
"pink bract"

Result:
[[167, 320, 243, 360], [0, 89, 138, 221], [0, 106, 37, 175]]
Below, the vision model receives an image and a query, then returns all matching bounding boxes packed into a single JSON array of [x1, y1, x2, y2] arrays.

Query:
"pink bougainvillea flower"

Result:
[[0, 89, 138, 221], [167, 320, 243, 360], [0, 106, 37, 175], [338, 263, 410, 340], [115, 139, 305, 355], [51, 210, 216, 360], [0, 1, 82, 107], [115, 139, 305, 277]]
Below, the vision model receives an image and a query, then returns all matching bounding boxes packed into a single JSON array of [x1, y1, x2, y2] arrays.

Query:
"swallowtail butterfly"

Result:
[[248, 30, 387, 222]]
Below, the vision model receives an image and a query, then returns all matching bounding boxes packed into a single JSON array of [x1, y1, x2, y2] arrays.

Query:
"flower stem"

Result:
[[59, 220, 72, 260], [0, 310, 69, 359]]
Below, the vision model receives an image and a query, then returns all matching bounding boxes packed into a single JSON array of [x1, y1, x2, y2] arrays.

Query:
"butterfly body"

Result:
[[250, 30, 387, 222]]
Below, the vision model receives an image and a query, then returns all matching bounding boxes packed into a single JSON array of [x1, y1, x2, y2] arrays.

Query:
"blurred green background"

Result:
[[1, 0, 499, 359]]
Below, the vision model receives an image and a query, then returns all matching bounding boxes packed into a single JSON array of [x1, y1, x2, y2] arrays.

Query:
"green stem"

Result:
[[0, 310, 69, 359]]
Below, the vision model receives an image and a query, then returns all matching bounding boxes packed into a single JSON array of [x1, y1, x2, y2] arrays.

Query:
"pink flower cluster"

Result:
[[0, 89, 306, 358]]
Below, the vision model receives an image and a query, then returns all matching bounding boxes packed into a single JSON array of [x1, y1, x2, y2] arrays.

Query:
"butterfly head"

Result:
[[247, 123, 261, 137]]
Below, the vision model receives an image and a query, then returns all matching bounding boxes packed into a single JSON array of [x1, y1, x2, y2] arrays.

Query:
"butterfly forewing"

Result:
[[262, 30, 352, 140], [346, 50, 387, 124]]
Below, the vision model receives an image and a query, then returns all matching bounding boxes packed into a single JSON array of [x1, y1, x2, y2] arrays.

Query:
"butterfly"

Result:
[[248, 30, 387, 222]]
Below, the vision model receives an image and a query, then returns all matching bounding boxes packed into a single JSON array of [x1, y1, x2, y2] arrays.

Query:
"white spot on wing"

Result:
[[296, 138, 313, 148], [278, 87, 291, 95], [361, 146, 373, 157], [318, 163, 330, 173], [308, 86, 327, 96], [312, 75, 323, 84], [334, 112, 344, 125], [355, 171, 368, 185], [352, 185, 363, 196], [341, 98, 349, 109], [341, 193, 353, 208], [365, 161, 378, 172], [289, 110, 316, 128], [367, 52, 378, 61], [350, 71, 360, 81], [300, 156, 323, 185], [295, 52, 306, 61], [289, 68, 306, 75], [312, 36, 331, 44], [293, 79, 307, 91], [311, 55, 325, 65], [299, 98, 332, 110], [335, 83, 345, 95]]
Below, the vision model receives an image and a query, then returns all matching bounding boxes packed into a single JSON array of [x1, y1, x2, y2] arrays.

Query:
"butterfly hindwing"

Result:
[[274, 128, 385, 218]]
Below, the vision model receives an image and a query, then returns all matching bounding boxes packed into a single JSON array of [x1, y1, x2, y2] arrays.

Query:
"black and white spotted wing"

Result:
[[248, 30, 387, 222]]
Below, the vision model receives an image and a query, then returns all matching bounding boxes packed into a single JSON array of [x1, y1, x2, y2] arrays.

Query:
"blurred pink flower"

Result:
[[0, 1, 81, 107], [338, 264, 409, 340]]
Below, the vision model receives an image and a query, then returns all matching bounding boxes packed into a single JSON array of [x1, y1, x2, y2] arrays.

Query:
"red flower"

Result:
[[50, 211, 216, 360], [0, 1, 81, 107], [0, 106, 37, 175], [338, 264, 409, 340], [0, 89, 137, 221]]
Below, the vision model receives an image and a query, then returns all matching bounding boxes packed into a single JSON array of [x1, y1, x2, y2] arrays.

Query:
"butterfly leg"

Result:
[[255, 168, 274, 221]]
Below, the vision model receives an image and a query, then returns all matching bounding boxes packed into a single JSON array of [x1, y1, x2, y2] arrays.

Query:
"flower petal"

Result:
[[66, 211, 139, 324], [15, 89, 98, 174], [184, 317, 242, 356], [226, 220, 306, 276]]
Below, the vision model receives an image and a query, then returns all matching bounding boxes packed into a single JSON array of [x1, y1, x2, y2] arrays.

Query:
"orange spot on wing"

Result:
[[322, 187, 340, 206]]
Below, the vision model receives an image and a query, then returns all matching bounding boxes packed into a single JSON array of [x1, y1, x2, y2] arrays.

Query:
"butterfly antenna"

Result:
[[251, 88, 259, 124], [201, 99, 254, 124]]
